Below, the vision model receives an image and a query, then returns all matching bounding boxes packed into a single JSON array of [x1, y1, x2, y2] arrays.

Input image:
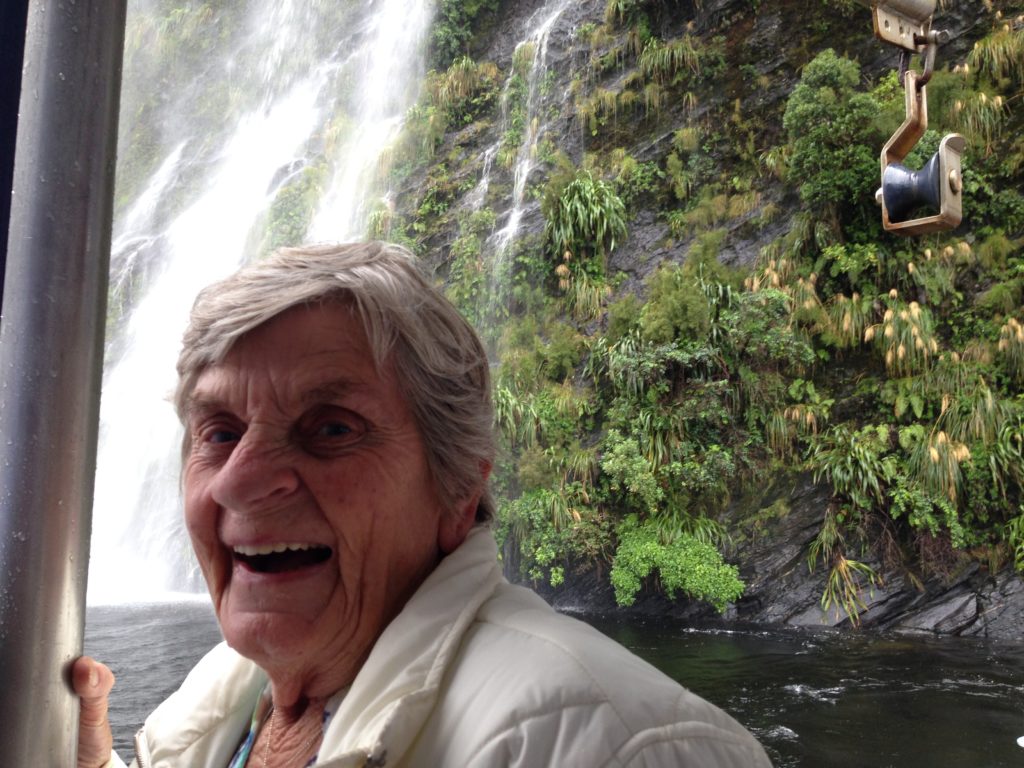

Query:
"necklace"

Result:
[[262, 706, 323, 768], [262, 708, 274, 768]]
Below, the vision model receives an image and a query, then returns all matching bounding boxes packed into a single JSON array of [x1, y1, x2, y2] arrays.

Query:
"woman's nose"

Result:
[[210, 431, 299, 511]]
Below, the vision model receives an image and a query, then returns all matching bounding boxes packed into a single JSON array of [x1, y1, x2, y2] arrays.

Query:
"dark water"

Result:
[[84, 601, 224, 758], [85, 603, 1024, 766], [585, 615, 1024, 767]]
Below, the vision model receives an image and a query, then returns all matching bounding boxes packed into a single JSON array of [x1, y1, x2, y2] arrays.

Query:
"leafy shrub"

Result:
[[1007, 508, 1024, 573], [723, 290, 816, 372], [499, 489, 572, 586], [532, 383, 591, 448], [666, 140, 716, 204], [888, 475, 966, 547], [601, 430, 662, 515], [811, 424, 896, 517], [430, 0, 499, 68], [613, 156, 664, 212], [590, 331, 694, 401], [541, 322, 584, 382], [605, 294, 643, 343], [262, 163, 327, 254], [818, 243, 880, 294], [640, 263, 710, 344], [498, 486, 612, 588], [517, 444, 558, 492], [610, 516, 744, 611], [782, 49, 887, 235], [543, 170, 627, 269], [446, 207, 497, 322]]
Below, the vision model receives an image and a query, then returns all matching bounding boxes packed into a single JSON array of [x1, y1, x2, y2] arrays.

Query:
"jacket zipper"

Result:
[[133, 729, 150, 768]]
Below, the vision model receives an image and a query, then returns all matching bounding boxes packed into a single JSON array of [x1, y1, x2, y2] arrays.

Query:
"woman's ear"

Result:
[[438, 461, 492, 554]]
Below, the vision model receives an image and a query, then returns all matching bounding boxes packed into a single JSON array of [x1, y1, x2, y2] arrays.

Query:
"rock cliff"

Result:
[[395, 0, 1024, 639]]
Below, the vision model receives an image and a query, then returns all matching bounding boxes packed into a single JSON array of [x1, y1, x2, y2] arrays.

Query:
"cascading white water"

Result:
[[88, 0, 433, 603], [465, 146, 498, 214], [90, 79, 326, 602], [309, 0, 431, 239], [486, 0, 571, 258], [449, 0, 572, 329]]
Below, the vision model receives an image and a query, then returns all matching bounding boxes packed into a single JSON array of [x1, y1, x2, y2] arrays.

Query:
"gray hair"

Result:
[[175, 241, 495, 523]]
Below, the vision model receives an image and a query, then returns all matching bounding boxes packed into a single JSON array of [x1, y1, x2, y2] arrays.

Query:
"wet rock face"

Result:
[[419, 0, 993, 281], [537, 471, 1024, 640], [973, 574, 1024, 638], [435, 0, 1024, 638], [724, 480, 1024, 640], [877, 568, 1024, 641], [894, 590, 980, 635]]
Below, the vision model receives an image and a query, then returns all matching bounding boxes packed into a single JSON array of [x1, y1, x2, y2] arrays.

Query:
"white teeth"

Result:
[[233, 543, 318, 557]]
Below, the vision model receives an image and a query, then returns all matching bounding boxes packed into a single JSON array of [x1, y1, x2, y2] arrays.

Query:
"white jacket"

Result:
[[110, 527, 772, 767]]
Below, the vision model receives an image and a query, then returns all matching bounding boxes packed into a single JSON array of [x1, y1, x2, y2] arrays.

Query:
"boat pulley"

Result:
[[859, 0, 966, 234]]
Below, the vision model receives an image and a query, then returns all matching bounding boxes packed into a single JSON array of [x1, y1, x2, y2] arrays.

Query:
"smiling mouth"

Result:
[[232, 543, 332, 574]]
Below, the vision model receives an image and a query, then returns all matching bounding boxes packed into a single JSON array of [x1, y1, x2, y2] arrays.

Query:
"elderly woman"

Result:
[[74, 242, 772, 767]]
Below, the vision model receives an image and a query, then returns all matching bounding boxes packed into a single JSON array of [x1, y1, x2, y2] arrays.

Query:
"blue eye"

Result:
[[300, 407, 365, 456], [209, 429, 241, 444], [317, 422, 352, 437]]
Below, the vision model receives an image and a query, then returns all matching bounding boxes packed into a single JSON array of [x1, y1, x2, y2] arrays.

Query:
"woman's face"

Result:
[[182, 303, 472, 690]]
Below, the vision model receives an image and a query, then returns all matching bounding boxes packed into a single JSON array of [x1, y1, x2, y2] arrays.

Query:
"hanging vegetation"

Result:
[[542, 170, 627, 269]]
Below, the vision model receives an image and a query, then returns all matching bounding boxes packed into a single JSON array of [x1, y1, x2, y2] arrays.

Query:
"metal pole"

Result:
[[0, 0, 126, 763]]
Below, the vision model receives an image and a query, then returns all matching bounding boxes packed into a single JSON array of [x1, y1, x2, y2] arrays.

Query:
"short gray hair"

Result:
[[175, 241, 495, 522]]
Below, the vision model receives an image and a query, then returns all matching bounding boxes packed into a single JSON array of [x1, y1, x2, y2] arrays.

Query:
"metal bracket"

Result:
[[878, 71, 965, 234], [883, 69, 928, 166], [868, 0, 935, 50], [855, 1, 964, 234]]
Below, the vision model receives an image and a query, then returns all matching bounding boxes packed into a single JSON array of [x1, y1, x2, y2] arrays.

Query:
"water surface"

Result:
[[586, 615, 1024, 767], [85, 603, 1024, 766]]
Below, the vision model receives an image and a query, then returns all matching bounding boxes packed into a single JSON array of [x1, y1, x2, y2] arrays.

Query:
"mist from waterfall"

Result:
[[308, 0, 432, 239], [88, 0, 431, 603]]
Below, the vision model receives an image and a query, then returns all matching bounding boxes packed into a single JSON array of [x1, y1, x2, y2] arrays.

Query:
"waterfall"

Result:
[[89, 0, 577, 603], [88, 0, 432, 603], [449, 0, 572, 331], [486, 0, 571, 258], [308, 0, 432, 239]]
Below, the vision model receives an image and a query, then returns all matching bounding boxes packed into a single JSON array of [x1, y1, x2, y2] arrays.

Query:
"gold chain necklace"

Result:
[[262, 706, 322, 768]]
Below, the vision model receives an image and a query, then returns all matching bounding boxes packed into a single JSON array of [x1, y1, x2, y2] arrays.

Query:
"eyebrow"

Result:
[[300, 378, 366, 407], [184, 377, 369, 422], [183, 395, 227, 424]]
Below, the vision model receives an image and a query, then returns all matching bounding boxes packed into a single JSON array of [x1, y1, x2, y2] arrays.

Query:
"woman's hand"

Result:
[[72, 656, 116, 768]]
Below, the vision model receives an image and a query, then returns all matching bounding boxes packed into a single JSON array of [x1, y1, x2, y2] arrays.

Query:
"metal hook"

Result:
[[898, 29, 948, 87]]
